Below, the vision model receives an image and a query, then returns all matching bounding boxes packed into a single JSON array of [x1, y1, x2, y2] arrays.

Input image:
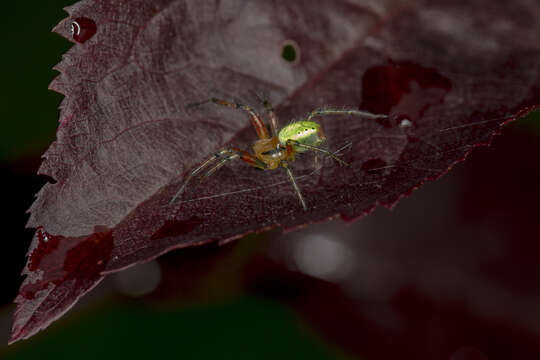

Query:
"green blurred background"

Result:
[[0, 3, 71, 162]]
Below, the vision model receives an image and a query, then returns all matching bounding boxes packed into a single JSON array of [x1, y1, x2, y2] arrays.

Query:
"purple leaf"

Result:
[[11, 0, 540, 343]]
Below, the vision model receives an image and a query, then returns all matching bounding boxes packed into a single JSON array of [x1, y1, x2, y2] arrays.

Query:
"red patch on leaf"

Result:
[[361, 61, 452, 119], [62, 230, 114, 279], [10, 228, 112, 343], [151, 217, 205, 241], [28, 229, 61, 272]]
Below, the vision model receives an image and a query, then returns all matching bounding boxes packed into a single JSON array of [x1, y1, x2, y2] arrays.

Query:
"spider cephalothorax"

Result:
[[170, 98, 387, 210]]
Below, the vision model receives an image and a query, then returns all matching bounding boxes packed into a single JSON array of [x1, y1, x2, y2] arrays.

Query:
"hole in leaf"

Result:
[[281, 40, 300, 63]]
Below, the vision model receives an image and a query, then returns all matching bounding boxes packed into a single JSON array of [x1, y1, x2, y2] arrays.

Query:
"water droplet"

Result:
[[281, 40, 300, 64], [398, 116, 414, 128], [361, 158, 388, 174], [71, 17, 97, 43]]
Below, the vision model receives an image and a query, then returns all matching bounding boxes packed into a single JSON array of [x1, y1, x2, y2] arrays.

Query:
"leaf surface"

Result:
[[11, 0, 540, 343]]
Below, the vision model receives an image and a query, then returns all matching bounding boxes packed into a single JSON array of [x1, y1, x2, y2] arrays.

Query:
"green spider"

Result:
[[170, 98, 387, 210]]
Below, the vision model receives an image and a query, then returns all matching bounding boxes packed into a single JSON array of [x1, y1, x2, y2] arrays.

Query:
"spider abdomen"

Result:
[[278, 121, 326, 152]]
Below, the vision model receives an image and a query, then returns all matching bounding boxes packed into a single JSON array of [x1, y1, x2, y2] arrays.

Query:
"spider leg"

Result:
[[188, 98, 270, 140], [314, 155, 321, 171], [201, 150, 267, 184], [287, 140, 349, 166], [282, 162, 307, 211], [170, 150, 227, 204], [170, 148, 265, 205], [198, 154, 240, 184], [306, 108, 387, 122], [262, 99, 280, 139]]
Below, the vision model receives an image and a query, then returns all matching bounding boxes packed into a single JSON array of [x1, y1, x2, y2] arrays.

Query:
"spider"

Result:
[[169, 98, 387, 210]]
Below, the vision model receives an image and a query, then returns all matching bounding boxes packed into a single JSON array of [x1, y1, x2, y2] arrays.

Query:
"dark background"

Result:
[[1, 2, 540, 359]]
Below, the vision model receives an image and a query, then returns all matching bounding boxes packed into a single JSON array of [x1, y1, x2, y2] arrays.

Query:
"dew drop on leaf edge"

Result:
[[71, 17, 97, 43]]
